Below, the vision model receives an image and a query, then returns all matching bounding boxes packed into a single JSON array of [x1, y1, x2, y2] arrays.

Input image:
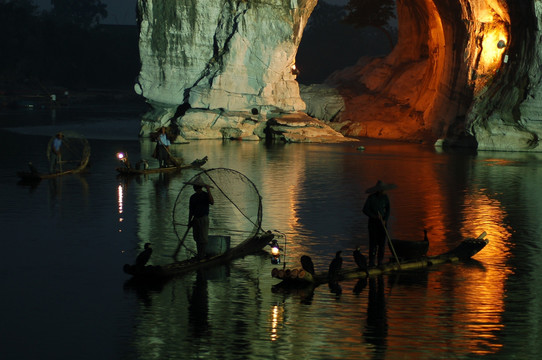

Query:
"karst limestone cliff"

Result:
[[135, 0, 542, 151], [135, 0, 351, 143]]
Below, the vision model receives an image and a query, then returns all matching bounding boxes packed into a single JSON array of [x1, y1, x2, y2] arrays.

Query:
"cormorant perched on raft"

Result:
[[191, 156, 208, 167], [353, 247, 369, 277], [300, 255, 315, 275], [328, 251, 343, 282], [28, 162, 39, 174], [135, 243, 152, 268]]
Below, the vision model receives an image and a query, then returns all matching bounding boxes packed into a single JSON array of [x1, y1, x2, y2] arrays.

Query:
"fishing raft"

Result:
[[17, 131, 90, 182], [124, 231, 274, 279], [116, 156, 208, 176], [272, 232, 488, 286], [124, 168, 275, 280]]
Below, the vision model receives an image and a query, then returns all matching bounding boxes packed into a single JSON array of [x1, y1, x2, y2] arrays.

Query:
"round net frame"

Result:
[[172, 168, 264, 260], [46, 131, 90, 171]]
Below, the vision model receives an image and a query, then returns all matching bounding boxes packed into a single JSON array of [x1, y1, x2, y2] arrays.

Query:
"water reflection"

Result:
[[364, 276, 388, 359], [269, 303, 285, 341], [7, 117, 542, 358], [189, 270, 210, 337]]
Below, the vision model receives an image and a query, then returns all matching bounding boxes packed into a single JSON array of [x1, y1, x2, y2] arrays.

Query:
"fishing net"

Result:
[[172, 168, 264, 260], [46, 131, 90, 171]]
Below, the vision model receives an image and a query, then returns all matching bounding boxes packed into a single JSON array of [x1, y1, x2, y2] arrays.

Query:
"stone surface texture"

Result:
[[135, 0, 350, 143], [136, 0, 542, 150]]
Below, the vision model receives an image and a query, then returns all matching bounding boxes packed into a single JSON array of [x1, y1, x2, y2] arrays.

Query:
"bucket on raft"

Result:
[[207, 235, 231, 256]]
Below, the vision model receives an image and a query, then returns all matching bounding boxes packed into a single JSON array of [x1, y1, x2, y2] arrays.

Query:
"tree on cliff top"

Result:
[[343, 0, 396, 50], [50, 0, 107, 29]]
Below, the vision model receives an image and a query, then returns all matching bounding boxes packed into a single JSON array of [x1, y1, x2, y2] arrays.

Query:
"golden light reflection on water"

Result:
[[455, 191, 511, 355], [118, 184, 124, 232], [269, 304, 284, 341]]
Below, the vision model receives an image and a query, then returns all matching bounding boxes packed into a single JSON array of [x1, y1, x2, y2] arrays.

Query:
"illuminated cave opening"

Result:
[[298, 0, 511, 144]]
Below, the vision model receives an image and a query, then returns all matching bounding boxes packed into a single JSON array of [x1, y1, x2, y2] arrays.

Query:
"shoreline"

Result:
[[0, 86, 144, 110]]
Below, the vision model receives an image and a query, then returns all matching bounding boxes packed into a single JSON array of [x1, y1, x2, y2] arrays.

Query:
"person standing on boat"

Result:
[[156, 126, 171, 168], [363, 180, 396, 267], [188, 177, 214, 259], [49, 132, 63, 173]]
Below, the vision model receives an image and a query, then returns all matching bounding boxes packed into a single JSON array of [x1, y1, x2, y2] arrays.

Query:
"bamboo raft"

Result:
[[116, 163, 200, 175], [18, 166, 87, 181], [272, 232, 488, 286], [17, 131, 91, 182], [116, 156, 208, 176], [124, 231, 274, 279]]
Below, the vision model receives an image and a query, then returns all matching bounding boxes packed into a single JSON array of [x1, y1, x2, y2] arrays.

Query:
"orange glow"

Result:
[[457, 192, 511, 354], [478, 27, 508, 70], [465, 1, 510, 93], [268, 304, 284, 341]]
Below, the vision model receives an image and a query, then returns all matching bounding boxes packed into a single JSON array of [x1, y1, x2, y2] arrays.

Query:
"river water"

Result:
[[1, 104, 541, 359]]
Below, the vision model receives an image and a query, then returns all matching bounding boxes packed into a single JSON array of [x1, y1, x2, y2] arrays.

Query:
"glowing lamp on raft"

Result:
[[269, 239, 281, 264], [116, 152, 131, 168]]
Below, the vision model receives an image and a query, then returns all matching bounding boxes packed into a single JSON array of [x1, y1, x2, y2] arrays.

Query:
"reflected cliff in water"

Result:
[[2, 109, 542, 358], [115, 137, 542, 359]]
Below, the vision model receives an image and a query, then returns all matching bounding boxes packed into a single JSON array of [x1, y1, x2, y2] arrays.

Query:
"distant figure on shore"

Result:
[[49, 132, 63, 173], [135, 243, 152, 268], [155, 127, 171, 168], [363, 180, 396, 267], [187, 176, 214, 259]]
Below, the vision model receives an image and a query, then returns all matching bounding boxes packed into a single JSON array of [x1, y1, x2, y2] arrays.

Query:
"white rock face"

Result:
[[135, 0, 348, 142], [135, 0, 542, 150]]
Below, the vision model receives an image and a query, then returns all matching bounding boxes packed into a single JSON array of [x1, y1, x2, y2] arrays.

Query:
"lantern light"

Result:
[[116, 152, 131, 168], [269, 238, 281, 264]]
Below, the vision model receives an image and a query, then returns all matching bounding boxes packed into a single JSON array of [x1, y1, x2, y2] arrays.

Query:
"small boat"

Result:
[[18, 166, 87, 181], [17, 131, 90, 182], [124, 231, 275, 279], [389, 229, 430, 261], [116, 156, 208, 176], [273, 232, 488, 285], [125, 168, 274, 281]]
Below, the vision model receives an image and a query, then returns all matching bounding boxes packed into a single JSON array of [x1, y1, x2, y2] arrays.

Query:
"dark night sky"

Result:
[[33, 0, 137, 25], [33, 0, 347, 25]]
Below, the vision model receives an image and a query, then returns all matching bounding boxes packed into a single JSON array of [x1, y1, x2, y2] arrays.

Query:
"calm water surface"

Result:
[[1, 105, 541, 359]]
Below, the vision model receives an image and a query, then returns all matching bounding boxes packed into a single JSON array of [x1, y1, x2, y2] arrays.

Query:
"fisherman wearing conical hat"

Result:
[[362, 180, 397, 267], [187, 176, 214, 259]]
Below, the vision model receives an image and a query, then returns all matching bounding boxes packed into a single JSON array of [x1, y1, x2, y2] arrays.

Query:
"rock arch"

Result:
[[135, 0, 542, 150]]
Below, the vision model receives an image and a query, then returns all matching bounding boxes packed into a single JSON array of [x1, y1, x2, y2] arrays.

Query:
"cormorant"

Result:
[[135, 159, 149, 170], [28, 162, 38, 174], [135, 243, 152, 267], [353, 247, 369, 276], [300, 255, 315, 275], [424, 229, 429, 243], [191, 156, 209, 167], [328, 251, 343, 282]]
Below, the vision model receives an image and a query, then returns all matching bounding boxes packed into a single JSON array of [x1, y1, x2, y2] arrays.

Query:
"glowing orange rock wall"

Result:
[[323, 0, 542, 151]]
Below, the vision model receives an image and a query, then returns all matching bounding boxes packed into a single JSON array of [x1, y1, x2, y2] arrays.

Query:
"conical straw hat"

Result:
[[365, 180, 397, 193], [184, 175, 213, 188]]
